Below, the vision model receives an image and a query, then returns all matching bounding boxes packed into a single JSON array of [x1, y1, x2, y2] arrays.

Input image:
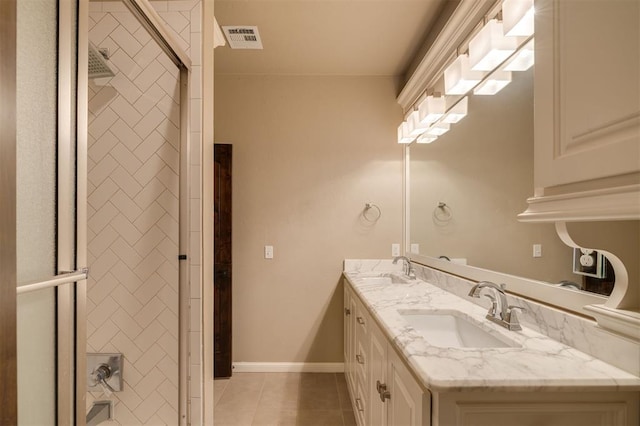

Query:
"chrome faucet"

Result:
[[392, 256, 416, 279], [468, 281, 524, 331]]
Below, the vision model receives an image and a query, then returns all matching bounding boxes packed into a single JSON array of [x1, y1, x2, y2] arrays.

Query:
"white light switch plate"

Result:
[[410, 243, 419, 254], [391, 243, 400, 257], [265, 245, 274, 259], [533, 244, 542, 258]]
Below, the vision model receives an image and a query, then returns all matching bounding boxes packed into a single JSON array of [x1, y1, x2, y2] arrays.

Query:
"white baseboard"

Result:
[[232, 362, 344, 373]]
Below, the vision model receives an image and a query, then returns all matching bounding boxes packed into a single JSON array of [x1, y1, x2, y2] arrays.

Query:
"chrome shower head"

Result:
[[88, 43, 115, 79]]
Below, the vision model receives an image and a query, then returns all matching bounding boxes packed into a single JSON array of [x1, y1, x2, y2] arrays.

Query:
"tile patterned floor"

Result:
[[214, 373, 357, 426]]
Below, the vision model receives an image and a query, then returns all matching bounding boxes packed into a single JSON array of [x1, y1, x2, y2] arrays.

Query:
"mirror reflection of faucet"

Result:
[[393, 256, 416, 280]]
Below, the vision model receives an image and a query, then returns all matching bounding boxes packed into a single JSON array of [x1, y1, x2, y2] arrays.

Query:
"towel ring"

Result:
[[433, 201, 452, 223], [363, 203, 382, 222]]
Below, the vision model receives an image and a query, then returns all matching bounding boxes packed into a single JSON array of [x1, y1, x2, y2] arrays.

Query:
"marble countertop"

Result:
[[343, 269, 640, 393]]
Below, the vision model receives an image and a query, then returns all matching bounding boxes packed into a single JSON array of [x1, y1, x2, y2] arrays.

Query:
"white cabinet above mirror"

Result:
[[519, 0, 640, 222]]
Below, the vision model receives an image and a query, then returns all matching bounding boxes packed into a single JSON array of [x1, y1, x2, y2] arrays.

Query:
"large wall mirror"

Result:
[[408, 65, 639, 309]]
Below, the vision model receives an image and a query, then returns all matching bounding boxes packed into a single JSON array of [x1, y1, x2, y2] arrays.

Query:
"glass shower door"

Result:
[[15, 0, 81, 424]]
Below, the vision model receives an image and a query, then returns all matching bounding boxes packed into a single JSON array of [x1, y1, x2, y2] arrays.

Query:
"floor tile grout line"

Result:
[[334, 373, 348, 426], [249, 373, 268, 425], [213, 378, 225, 409]]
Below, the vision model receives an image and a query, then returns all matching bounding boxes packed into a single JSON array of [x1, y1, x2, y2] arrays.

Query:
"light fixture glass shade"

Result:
[[444, 54, 486, 95], [417, 134, 438, 144], [469, 19, 518, 71], [425, 122, 450, 136], [442, 96, 468, 124], [504, 38, 534, 71], [418, 95, 446, 125], [503, 0, 535, 37], [407, 110, 429, 137], [474, 69, 512, 95], [397, 121, 415, 144]]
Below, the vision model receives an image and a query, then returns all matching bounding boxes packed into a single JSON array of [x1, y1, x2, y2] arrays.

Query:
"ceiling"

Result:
[[214, 0, 448, 76]]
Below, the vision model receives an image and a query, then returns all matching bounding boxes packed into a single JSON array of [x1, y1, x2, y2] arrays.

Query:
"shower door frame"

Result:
[[0, 0, 83, 423], [77, 0, 192, 424]]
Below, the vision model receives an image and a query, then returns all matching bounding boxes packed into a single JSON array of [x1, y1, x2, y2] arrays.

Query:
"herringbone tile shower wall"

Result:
[[87, 1, 201, 424]]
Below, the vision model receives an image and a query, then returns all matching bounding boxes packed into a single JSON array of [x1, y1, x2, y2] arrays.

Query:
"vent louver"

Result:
[[222, 26, 263, 49]]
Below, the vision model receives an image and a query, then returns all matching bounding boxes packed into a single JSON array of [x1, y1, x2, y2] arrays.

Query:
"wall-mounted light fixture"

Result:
[[398, 0, 535, 145], [503, 0, 534, 37], [469, 19, 519, 71], [444, 54, 486, 95]]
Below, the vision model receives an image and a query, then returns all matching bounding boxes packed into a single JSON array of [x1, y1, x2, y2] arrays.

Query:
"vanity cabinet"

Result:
[[344, 284, 429, 426], [344, 279, 639, 426], [521, 0, 640, 221]]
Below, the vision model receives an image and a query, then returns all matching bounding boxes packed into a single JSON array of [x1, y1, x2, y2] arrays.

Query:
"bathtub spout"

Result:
[[87, 400, 112, 426]]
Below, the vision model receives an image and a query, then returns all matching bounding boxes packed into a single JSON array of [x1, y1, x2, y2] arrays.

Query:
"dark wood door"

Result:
[[214, 144, 232, 378]]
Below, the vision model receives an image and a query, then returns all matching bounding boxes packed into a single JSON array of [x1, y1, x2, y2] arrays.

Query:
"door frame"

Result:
[[76, 0, 192, 424]]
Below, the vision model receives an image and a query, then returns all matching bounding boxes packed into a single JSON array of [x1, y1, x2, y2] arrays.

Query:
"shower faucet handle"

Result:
[[87, 353, 123, 394], [91, 364, 116, 396]]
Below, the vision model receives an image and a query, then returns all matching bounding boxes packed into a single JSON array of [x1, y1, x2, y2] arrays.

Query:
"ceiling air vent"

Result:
[[222, 26, 263, 50]]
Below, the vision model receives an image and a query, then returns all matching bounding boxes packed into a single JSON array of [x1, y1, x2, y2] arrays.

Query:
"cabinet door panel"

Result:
[[387, 348, 425, 426], [354, 379, 367, 426], [344, 284, 353, 390], [534, 0, 640, 188], [354, 300, 369, 387], [368, 322, 387, 426], [346, 288, 358, 391]]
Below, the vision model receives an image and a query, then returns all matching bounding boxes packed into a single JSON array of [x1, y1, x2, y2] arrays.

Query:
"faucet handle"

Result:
[[506, 305, 525, 331]]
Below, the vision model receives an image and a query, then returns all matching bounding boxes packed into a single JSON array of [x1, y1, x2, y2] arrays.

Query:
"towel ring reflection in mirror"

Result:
[[363, 203, 382, 222], [433, 201, 453, 224]]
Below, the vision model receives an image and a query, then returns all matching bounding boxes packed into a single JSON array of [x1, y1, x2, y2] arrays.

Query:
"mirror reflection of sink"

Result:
[[398, 309, 520, 349], [359, 273, 408, 285]]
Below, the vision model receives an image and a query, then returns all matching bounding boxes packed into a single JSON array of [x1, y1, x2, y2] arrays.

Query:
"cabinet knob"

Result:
[[356, 316, 365, 325], [344, 308, 351, 316], [356, 354, 365, 365]]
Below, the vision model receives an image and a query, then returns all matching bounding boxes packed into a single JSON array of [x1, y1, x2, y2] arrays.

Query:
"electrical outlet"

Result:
[[410, 243, 420, 254], [391, 243, 401, 257], [533, 244, 542, 258], [264, 245, 273, 259]]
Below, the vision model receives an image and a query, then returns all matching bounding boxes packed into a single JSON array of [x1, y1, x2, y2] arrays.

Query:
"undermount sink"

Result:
[[359, 273, 408, 285], [398, 310, 520, 349]]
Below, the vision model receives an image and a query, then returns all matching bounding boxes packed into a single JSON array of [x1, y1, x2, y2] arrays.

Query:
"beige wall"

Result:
[[214, 75, 403, 363]]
